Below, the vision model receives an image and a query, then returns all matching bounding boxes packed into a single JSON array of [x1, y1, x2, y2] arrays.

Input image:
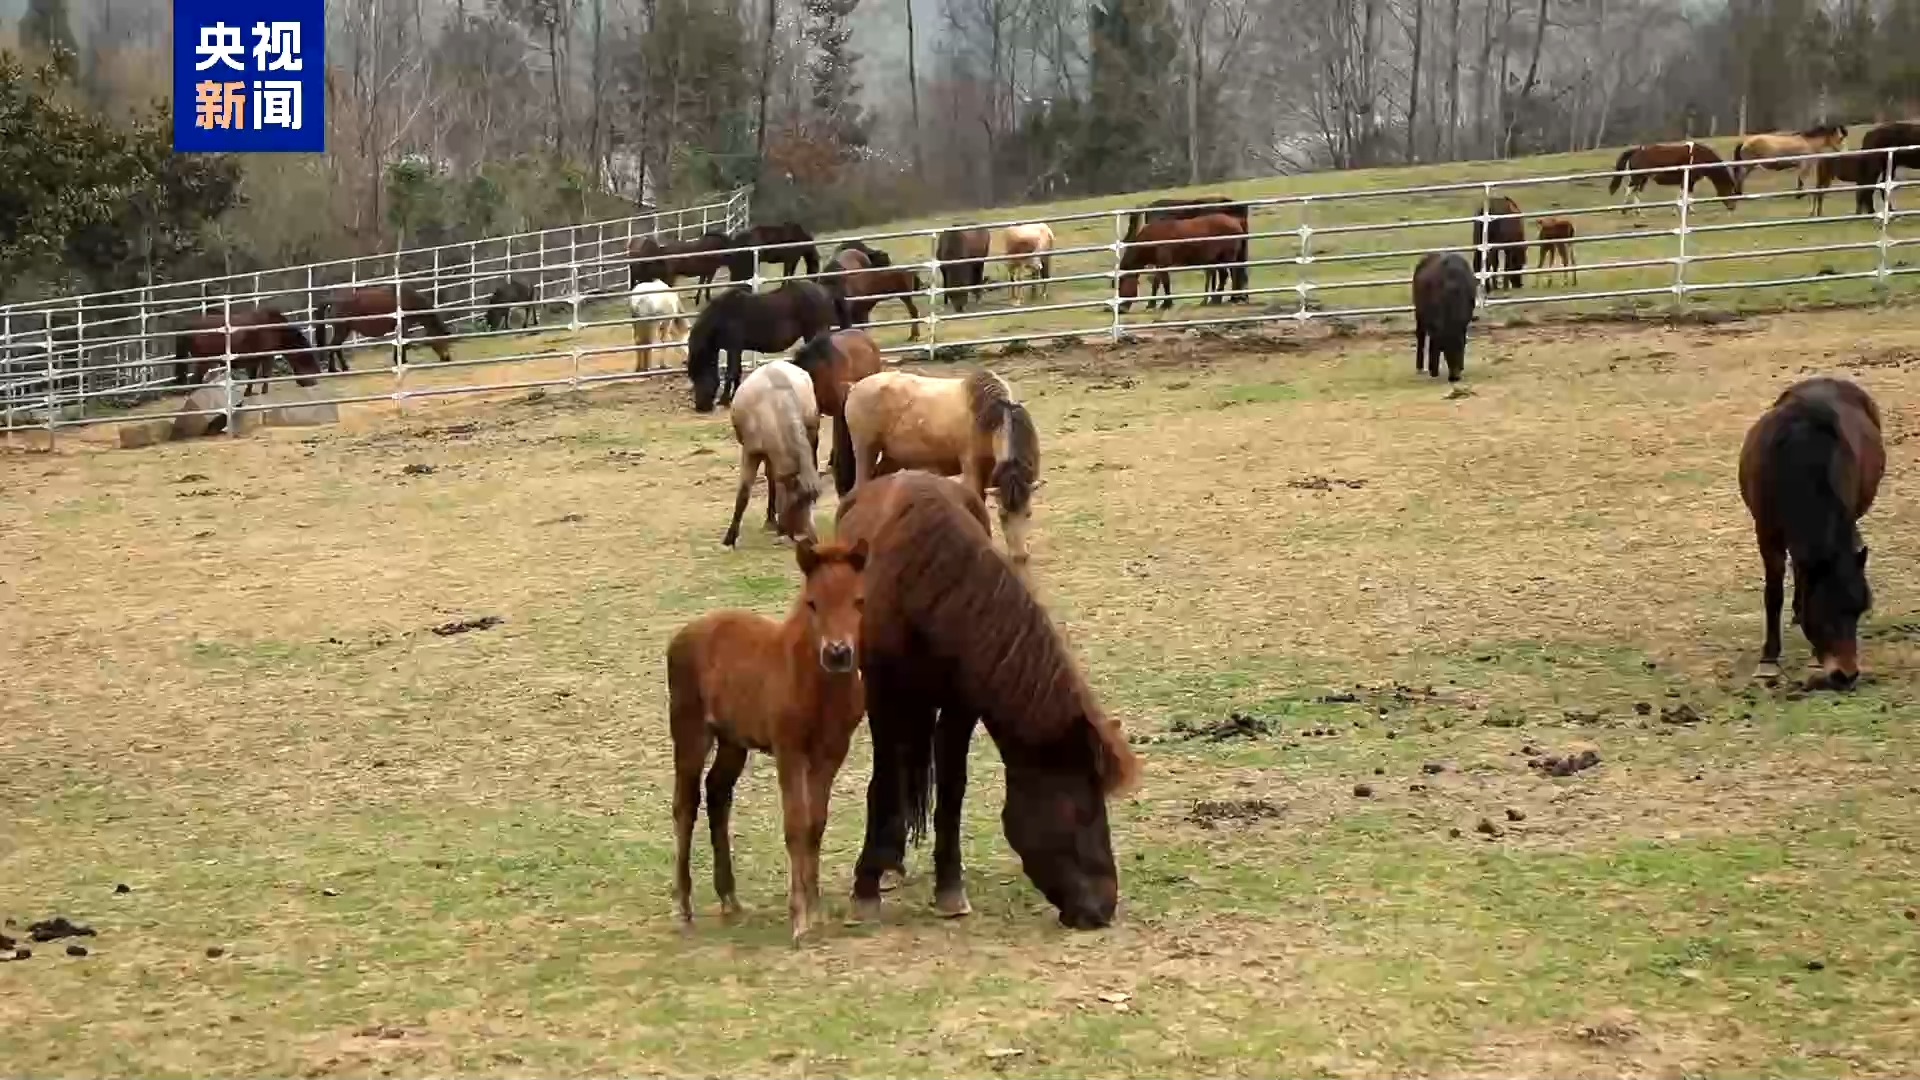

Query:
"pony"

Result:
[[834, 239, 893, 268], [628, 232, 737, 303], [1000, 223, 1055, 304], [832, 368, 1042, 564], [721, 359, 822, 548], [685, 282, 850, 413], [1117, 212, 1245, 312], [935, 227, 993, 313], [729, 223, 822, 281], [1737, 376, 1884, 689], [481, 278, 539, 331], [829, 247, 925, 340], [1131, 195, 1251, 301], [667, 536, 869, 943], [172, 307, 320, 396], [1733, 123, 1848, 195], [1853, 122, 1920, 216], [1812, 151, 1874, 216], [629, 279, 688, 372], [834, 471, 1140, 929], [1609, 142, 1741, 212], [313, 284, 453, 371], [1535, 217, 1577, 286], [1472, 195, 1526, 291], [1411, 252, 1475, 382]]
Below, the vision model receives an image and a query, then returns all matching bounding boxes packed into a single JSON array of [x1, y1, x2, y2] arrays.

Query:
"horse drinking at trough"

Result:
[[628, 232, 737, 303], [1117, 212, 1246, 312], [172, 308, 320, 395], [834, 471, 1140, 929], [1610, 142, 1741, 212], [313, 284, 454, 371], [1738, 376, 1884, 689], [1000, 223, 1055, 304], [1733, 123, 1848, 194], [1472, 195, 1526, 291], [666, 536, 869, 943], [685, 282, 850, 412], [1853, 121, 1920, 216], [481, 278, 538, 331], [1535, 217, 1577, 285], [829, 246, 924, 340], [1132, 195, 1251, 301], [1411, 252, 1475, 382], [729, 223, 822, 281], [720, 359, 823, 548], [832, 368, 1042, 565], [935, 228, 993, 313], [629, 279, 688, 372]]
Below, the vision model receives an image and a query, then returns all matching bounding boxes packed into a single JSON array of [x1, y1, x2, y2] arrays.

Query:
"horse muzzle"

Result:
[[818, 640, 857, 673]]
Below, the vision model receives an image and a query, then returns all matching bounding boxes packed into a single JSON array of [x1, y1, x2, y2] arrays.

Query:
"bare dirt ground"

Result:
[[3, 307, 1919, 1077]]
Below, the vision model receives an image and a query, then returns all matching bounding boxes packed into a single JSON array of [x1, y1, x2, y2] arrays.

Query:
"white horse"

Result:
[[629, 279, 687, 372], [723, 359, 822, 548]]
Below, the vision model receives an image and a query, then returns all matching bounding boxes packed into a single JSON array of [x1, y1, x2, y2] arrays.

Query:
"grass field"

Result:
[[6, 294, 1920, 1075]]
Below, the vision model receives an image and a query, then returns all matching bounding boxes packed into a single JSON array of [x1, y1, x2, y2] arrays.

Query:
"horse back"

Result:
[[668, 610, 788, 750], [845, 372, 972, 471], [1743, 378, 1885, 522]]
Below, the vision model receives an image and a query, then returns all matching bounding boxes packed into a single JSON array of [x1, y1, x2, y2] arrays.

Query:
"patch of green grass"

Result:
[[1214, 380, 1300, 407]]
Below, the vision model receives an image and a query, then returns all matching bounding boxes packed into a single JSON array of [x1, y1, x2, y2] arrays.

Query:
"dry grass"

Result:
[[4, 307, 1920, 1076]]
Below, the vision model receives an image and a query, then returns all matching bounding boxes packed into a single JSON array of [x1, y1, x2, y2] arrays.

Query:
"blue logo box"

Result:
[[172, 0, 325, 152]]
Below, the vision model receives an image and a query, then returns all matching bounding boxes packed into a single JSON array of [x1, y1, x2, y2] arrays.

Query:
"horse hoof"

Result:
[[719, 897, 745, 921], [850, 896, 882, 923], [1752, 662, 1781, 683], [933, 889, 972, 919], [878, 867, 907, 892], [721, 532, 739, 548]]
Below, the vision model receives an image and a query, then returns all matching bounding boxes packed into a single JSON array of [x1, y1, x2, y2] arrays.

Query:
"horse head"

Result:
[[1803, 544, 1871, 690]]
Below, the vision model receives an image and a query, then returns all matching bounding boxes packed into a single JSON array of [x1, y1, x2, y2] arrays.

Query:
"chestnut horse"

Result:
[[1535, 217, 1577, 285], [628, 232, 737, 303], [1733, 123, 1847, 195], [832, 367, 1042, 565], [1472, 195, 1526, 292], [685, 282, 850, 412], [729, 223, 822, 280], [1132, 195, 1251, 301], [830, 246, 924, 340], [667, 537, 869, 943], [835, 471, 1140, 929], [721, 359, 822, 549], [1738, 376, 1884, 689], [313, 285, 453, 371], [792, 328, 886, 476], [1000, 223, 1055, 304], [1118, 212, 1245, 312], [1609, 142, 1741, 212], [1854, 121, 1920, 216], [172, 307, 320, 395], [935, 227, 993, 313]]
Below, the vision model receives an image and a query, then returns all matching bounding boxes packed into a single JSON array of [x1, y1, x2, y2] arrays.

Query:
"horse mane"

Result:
[[862, 476, 1140, 797], [1769, 395, 1859, 566], [964, 369, 1011, 434], [790, 330, 835, 379], [1609, 147, 1636, 194], [993, 403, 1041, 514], [685, 294, 737, 383]]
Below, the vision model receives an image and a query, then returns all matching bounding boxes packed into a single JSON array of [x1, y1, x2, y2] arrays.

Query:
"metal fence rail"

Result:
[[4, 144, 1913, 442]]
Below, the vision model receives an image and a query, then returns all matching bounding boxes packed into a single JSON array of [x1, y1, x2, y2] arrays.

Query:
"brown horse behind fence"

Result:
[[172, 307, 320, 395], [1733, 123, 1848, 194], [730, 223, 822, 280], [831, 246, 924, 339], [935, 228, 993, 313], [1610, 142, 1741, 211], [1535, 217, 1576, 286], [1117, 212, 1245, 312], [1132, 196, 1251, 301], [629, 232, 738, 303], [1812, 151, 1874, 216], [313, 285, 453, 371], [1854, 121, 1920, 216], [1472, 195, 1527, 291]]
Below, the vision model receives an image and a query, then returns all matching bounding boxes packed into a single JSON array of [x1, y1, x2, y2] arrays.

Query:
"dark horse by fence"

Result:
[[728, 223, 822, 281], [1609, 142, 1741, 211], [1472, 195, 1526, 291], [834, 471, 1141, 930], [935, 227, 993, 313], [313, 285, 453, 371], [628, 232, 738, 302], [482, 278, 539, 331], [172, 307, 320, 395], [685, 282, 850, 413], [1738, 376, 1884, 689], [1131, 195, 1251, 301], [1117, 212, 1246, 312], [1411, 252, 1476, 382], [1853, 121, 1920, 216]]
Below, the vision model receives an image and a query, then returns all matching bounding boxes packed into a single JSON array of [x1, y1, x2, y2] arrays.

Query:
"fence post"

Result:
[[569, 258, 584, 395], [1295, 198, 1314, 323], [391, 264, 406, 416], [220, 292, 237, 437], [74, 297, 87, 422], [42, 308, 58, 448], [1876, 145, 1894, 308], [925, 230, 941, 361], [569, 226, 581, 301], [1674, 145, 1693, 315], [1475, 183, 1493, 302], [1109, 212, 1127, 344]]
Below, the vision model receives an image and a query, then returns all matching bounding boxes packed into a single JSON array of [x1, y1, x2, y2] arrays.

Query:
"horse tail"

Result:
[[1609, 148, 1634, 194], [831, 410, 857, 497], [991, 401, 1041, 515], [1125, 211, 1143, 241]]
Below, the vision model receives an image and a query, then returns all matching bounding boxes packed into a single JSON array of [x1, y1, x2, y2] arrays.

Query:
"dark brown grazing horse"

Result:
[[935, 227, 993, 313], [1118, 212, 1245, 312], [1472, 195, 1526, 291], [1411, 252, 1475, 382], [1738, 376, 1884, 689], [685, 282, 851, 413], [482, 278, 538, 331], [730, 223, 822, 280], [835, 471, 1140, 929], [313, 285, 453, 371], [172, 307, 320, 395], [830, 247, 924, 340], [1854, 122, 1920, 216], [1813, 151, 1873, 216], [629, 232, 738, 302], [1132, 195, 1251, 301], [1610, 142, 1741, 211], [667, 538, 869, 943]]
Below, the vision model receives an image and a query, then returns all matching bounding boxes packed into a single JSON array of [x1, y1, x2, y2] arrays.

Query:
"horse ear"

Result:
[[795, 539, 820, 576], [846, 537, 869, 572]]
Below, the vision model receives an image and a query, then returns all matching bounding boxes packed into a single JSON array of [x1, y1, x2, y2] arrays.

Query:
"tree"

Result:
[[18, 0, 79, 75], [1079, 0, 1181, 192], [806, 0, 868, 149]]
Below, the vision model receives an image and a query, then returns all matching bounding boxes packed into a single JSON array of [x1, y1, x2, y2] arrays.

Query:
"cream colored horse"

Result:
[[1733, 124, 1848, 195], [999, 223, 1056, 304], [723, 359, 821, 548], [629, 279, 687, 372]]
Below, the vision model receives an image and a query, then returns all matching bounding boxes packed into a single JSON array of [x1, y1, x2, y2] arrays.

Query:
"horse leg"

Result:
[[1756, 530, 1787, 681], [904, 295, 921, 342], [670, 699, 713, 926], [1415, 318, 1430, 377], [851, 668, 923, 920], [721, 348, 743, 407], [774, 750, 817, 943], [763, 468, 778, 532], [722, 451, 761, 548], [931, 709, 977, 918], [705, 740, 749, 918]]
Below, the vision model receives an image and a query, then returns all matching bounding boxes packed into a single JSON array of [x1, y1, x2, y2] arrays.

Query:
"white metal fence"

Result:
[[4, 144, 1914, 443]]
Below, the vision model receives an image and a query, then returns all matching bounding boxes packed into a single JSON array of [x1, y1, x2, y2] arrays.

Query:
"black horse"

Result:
[[685, 282, 850, 412], [1854, 121, 1920, 216], [727, 223, 822, 282], [481, 278, 538, 331], [1411, 252, 1475, 382]]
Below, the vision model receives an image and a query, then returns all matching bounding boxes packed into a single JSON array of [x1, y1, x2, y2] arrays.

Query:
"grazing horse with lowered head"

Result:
[[1411, 252, 1475, 382], [1610, 142, 1741, 212], [729, 223, 822, 281], [629, 279, 688, 372], [629, 232, 737, 303], [685, 282, 850, 412], [935, 227, 993, 313], [1733, 123, 1848, 195], [313, 285, 453, 372], [720, 359, 822, 549], [1738, 376, 1884, 689], [173, 307, 320, 395], [667, 536, 869, 943], [1812, 151, 1874, 216], [834, 239, 893, 268], [1118, 212, 1246, 312], [1000, 223, 1055, 304], [1133, 195, 1251, 301], [1535, 217, 1577, 285], [1854, 121, 1920, 216], [829, 246, 924, 340], [482, 278, 538, 331], [1472, 195, 1526, 291], [832, 367, 1042, 565], [835, 471, 1140, 929]]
